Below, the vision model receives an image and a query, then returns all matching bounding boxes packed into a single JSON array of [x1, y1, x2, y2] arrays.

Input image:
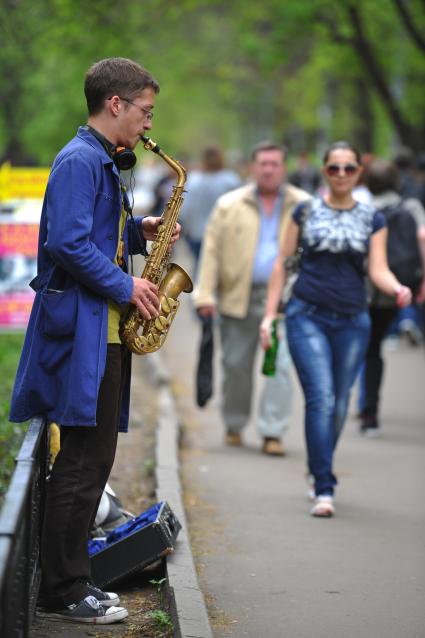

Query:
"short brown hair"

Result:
[[84, 57, 160, 115], [201, 146, 224, 172], [251, 141, 287, 161], [365, 159, 399, 194]]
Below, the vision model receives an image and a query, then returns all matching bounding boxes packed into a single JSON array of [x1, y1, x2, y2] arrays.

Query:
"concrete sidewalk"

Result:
[[163, 245, 425, 638]]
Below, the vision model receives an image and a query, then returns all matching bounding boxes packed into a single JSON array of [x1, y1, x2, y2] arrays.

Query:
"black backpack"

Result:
[[381, 201, 423, 294]]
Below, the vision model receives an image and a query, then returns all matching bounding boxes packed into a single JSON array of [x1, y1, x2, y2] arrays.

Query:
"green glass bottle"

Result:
[[262, 319, 279, 377]]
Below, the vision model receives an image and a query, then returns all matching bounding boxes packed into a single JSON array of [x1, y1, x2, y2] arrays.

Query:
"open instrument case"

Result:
[[88, 501, 181, 587]]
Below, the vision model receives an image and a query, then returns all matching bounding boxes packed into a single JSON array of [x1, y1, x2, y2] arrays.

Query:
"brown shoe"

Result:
[[262, 437, 286, 456], [225, 432, 243, 446]]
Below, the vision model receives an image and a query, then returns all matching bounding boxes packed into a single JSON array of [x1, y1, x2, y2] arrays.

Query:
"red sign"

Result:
[[0, 223, 39, 257], [0, 216, 38, 328], [0, 292, 35, 327]]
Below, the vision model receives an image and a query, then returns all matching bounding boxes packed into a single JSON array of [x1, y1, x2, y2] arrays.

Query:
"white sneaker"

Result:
[[310, 495, 335, 518]]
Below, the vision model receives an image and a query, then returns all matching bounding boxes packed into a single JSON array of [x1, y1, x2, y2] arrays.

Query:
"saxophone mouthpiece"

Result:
[[141, 135, 161, 154]]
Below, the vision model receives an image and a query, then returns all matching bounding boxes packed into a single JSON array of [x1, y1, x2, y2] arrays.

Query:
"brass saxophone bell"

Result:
[[161, 263, 193, 299]]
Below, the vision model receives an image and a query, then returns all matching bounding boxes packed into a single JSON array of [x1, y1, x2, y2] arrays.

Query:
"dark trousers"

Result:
[[363, 306, 398, 417], [40, 344, 129, 609]]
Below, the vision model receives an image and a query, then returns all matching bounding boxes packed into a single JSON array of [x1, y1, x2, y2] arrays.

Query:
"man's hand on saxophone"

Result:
[[130, 277, 160, 320], [130, 217, 182, 320], [141, 216, 181, 246]]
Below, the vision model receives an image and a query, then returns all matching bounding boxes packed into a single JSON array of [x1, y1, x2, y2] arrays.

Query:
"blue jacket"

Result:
[[9, 127, 147, 431]]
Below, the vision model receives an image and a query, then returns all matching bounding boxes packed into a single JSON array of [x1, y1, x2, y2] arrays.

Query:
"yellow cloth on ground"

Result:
[[108, 205, 129, 343]]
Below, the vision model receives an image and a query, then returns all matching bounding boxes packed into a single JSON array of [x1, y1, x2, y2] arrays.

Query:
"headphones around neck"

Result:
[[84, 125, 137, 171]]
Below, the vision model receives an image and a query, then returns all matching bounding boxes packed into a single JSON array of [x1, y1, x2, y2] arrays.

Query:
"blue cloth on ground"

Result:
[[88, 502, 163, 556]]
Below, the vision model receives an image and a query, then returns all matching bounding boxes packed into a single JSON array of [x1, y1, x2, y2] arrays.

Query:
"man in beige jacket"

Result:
[[195, 141, 310, 455]]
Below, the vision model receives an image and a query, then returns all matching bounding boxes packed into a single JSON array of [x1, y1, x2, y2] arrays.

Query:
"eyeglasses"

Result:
[[108, 96, 154, 121], [120, 97, 154, 121], [325, 164, 359, 176]]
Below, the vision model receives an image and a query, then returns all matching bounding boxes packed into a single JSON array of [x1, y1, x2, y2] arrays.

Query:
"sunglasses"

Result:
[[325, 164, 359, 176]]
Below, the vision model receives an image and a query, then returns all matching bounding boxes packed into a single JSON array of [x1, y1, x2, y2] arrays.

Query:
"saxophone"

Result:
[[119, 135, 193, 355]]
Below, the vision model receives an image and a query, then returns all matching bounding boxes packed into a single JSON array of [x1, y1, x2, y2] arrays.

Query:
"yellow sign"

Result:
[[0, 162, 49, 201]]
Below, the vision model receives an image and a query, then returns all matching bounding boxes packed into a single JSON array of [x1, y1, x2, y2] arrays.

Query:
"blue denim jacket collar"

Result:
[[76, 126, 121, 180]]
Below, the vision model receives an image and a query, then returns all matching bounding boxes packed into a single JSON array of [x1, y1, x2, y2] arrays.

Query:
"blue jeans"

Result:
[[285, 297, 371, 496]]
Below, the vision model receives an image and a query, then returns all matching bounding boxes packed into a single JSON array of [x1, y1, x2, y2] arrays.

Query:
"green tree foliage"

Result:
[[0, 0, 423, 164], [0, 333, 27, 503]]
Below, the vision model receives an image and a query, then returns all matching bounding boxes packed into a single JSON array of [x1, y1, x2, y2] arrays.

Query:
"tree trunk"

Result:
[[393, 0, 425, 54], [352, 77, 375, 152], [346, 5, 424, 151]]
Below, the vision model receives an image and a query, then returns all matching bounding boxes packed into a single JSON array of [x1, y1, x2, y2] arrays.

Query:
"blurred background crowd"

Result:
[[130, 142, 425, 344]]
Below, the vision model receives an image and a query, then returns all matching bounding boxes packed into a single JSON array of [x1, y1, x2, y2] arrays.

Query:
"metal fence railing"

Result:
[[0, 417, 48, 638]]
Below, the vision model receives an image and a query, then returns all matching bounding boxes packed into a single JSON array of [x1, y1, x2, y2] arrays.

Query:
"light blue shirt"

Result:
[[252, 191, 283, 285], [180, 169, 241, 241]]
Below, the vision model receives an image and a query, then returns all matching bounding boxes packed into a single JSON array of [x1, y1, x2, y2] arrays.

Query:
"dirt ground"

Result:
[[30, 357, 174, 638]]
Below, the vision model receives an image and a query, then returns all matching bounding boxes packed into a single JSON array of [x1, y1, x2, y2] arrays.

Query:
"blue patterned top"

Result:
[[292, 197, 385, 313]]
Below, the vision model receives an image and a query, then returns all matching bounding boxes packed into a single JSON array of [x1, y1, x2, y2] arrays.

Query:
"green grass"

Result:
[[147, 609, 174, 636], [0, 332, 28, 504]]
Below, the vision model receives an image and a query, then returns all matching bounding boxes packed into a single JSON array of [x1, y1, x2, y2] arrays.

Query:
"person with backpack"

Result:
[[359, 159, 425, 436], [260, 141, 412, 518]]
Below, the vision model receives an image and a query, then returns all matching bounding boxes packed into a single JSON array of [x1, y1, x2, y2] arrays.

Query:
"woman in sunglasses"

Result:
[[259, 140, 412, 518]]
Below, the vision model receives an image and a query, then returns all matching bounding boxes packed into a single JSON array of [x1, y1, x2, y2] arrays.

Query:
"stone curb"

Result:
[[148, 354, 213, 638]]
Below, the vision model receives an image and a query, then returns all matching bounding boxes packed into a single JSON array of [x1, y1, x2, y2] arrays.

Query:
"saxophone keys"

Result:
[[167, 297, 178, 311], [160, 296, 178, 315], [155, 315, 168, 332], [147, 333, 160, 347], [160, 297, 171, 314]]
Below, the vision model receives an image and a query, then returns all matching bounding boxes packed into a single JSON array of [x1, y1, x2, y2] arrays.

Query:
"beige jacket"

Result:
[[194, 182, 310, 318]]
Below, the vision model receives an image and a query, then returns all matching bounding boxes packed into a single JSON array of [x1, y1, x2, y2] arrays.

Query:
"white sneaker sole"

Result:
[[363, 429, 381, 439], [48, 606, 128, 624], [311, 505, 334, 518]]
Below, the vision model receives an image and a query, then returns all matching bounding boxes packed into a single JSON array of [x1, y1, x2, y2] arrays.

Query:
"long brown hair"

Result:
[[323, 141, 362, 165]]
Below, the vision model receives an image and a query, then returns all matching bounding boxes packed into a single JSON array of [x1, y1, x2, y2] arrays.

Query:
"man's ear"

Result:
[[107, 95, 121, 116]]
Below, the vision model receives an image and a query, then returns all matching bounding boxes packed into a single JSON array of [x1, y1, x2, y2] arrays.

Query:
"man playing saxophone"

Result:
[[9, 57, 180, 625]]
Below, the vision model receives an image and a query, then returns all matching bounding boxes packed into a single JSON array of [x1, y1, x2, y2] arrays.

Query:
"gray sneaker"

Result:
[[48, 595, 128, 624]]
